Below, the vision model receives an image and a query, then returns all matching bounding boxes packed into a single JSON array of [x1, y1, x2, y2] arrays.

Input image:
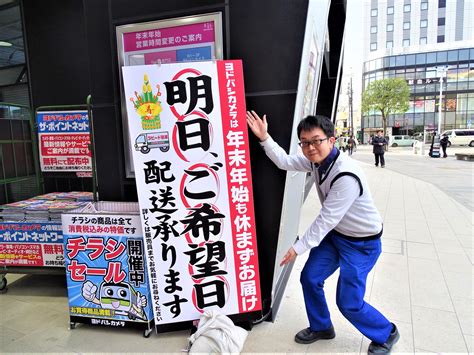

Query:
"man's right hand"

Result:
[[246, 110, 269, 142]]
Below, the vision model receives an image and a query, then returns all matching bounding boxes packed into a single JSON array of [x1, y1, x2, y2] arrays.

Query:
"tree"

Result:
[[361, 78, 410, 137]]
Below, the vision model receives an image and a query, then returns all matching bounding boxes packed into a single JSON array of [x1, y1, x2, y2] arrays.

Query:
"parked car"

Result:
[[440, 129, 474, 147], [389, 135, 417, 147]]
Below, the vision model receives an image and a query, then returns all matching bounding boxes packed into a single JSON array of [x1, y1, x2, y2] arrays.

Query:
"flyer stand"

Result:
[[34, 95, 98, 201], [62, 201, 154, 337], [0, 96, 98, 292], [0, 192, 94, 293]]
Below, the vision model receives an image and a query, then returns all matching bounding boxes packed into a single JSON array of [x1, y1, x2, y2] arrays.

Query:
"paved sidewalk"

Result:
[[0, 161, 472, 354], [243, 161, 473, 354]]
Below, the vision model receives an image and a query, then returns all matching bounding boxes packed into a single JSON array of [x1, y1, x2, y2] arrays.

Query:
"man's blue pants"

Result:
[[300, 230, 392, 344]]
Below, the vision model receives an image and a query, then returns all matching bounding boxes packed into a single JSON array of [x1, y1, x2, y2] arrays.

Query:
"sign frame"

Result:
[[116, 12, 224, 178], [121, 60, 262, 325]]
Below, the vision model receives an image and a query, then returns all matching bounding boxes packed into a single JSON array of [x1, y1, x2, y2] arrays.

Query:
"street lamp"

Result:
[[436, 65, 449, 134], [347, 77, 353, 136]]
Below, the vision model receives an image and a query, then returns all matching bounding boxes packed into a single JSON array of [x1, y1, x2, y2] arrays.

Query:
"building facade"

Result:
[[361, 0, 474, 141], [363, 45, 474, 138], [365, 0, 473, 52]]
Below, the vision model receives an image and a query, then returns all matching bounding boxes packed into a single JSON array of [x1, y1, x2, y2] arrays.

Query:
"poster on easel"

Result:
[[121, 60, 262, 325], [62, 207, 153, 333]]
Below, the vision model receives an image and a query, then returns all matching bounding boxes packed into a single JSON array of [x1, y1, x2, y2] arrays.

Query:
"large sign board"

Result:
[[116, 13, 223, 177], [121, 60, 261, 325], [36, 110, 92, 172]]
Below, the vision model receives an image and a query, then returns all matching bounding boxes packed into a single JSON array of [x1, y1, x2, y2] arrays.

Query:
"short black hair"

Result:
[[297, 115, 335, 139]]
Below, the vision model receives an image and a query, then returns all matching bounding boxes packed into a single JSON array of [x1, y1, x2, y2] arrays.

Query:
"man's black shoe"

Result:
[[294, 325, 335, 344], [368, 323, 400, 354]]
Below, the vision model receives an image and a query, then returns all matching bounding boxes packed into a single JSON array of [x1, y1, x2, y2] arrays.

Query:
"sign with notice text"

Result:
[[0, 222, 64, 267], [37, 110, 92, 172], [122, 60, 261, 324]]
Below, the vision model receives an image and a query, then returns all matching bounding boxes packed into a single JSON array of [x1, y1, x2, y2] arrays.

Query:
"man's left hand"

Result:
[[280, 247, 297, 266]]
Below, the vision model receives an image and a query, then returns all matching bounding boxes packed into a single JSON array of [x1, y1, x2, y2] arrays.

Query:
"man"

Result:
[[372, 130, 387, 167], [347, 135, 357, 155], [246, 111, 399, 354], [440, 134, 449, 158]]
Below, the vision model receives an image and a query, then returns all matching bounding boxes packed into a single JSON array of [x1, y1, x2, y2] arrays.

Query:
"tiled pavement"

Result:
[[0, 160, 472, 354]]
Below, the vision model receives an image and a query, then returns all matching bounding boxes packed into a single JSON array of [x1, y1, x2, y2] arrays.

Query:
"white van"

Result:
[[389, 135, 417, 147], [134, 131, 170, 154], [440, 129, 474, 147]]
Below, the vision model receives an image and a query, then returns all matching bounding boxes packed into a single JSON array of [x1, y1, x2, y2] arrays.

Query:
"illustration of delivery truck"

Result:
[[134, 131, 170, 154]]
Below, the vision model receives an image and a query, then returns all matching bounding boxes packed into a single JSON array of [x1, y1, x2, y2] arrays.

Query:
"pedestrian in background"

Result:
[[347, 136, 356, 156], [440, 134, 449, 158], [372, 130, 387, 168], [246, 111, 399, 355]]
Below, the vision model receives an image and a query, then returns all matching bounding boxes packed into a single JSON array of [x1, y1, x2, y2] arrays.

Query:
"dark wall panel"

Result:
[[83, 0, 115, 104], [229, 0, 308, 93], [23, 1, 91, 106], [245, 92, 298, 305], [111, 0, 224, 21], [91, 105, 125, 201]]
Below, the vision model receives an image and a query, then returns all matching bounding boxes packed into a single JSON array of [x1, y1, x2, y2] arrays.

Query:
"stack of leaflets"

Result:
[[0, 199, 43, 221], [32, 191, 94, 202], [0, 191, 94, 222], [48, 200, 91, 222]]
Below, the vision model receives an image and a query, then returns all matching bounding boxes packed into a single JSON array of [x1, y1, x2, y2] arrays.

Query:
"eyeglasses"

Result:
[[298, 138, 329, 148]]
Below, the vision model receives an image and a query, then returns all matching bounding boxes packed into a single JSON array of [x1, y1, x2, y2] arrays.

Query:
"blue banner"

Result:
[[64, 233, 153, 326], [37, 111, 89, 133], [0, 222, 63, 243]]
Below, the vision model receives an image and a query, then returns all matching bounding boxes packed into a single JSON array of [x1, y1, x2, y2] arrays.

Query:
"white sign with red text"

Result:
[[122, 60, 261, 325]]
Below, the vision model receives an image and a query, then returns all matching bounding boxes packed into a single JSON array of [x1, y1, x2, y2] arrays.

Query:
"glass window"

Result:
[[387, 24, 394, 32], [420, 20, 428, 28], [404, 4, 411, 12], [406, 69, 416, 79], [426, 66, 437, 78], [420, 37, 427, 45], [458, 79, 469, 90], [416, 53, 426, 64], [387, 6, 394, 14], [470, 49, 474, 60], [437, 51, 447, 62], [386, 41, 393, 49], [445, 112, 455, 127], [384, 57, 390, 67], [389, 56, 396, 67], [438, 0, 446, 8], [403, 39, 410, 47], [406, 54, 416, 65], [438, 17, 445, 26], [437, 35, 445, 43], [375, 58, 383, 69], [459, 49, 469, 61], [370, 42, 377, 51], [447, 68, 457, 82], [371, 26, 377, 34], [447, 50, 458, 62], [371, 9, 378, 16], [421, 2, 428, 10], [396, 56, 406, 66], [427, 52, 437, 63], [403, 22, 411, 30]]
